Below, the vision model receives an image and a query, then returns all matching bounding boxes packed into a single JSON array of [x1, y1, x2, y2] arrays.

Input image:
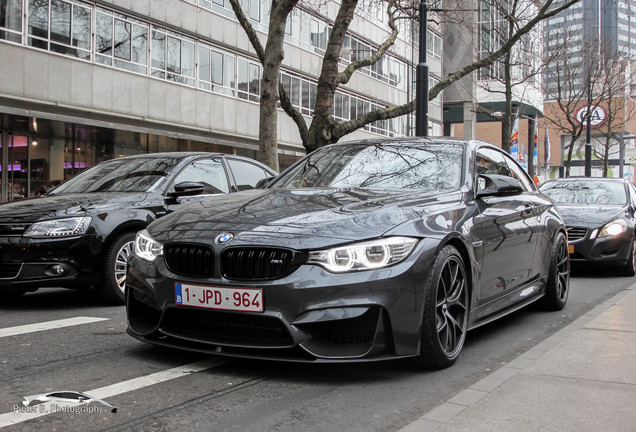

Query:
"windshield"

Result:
[[540, 180, 628, 205], [272, 142, 464, 192], [50, 157, 182, 194]]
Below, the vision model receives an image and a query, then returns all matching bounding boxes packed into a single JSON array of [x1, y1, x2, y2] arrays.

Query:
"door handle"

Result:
[[522, 203, 534, 216]]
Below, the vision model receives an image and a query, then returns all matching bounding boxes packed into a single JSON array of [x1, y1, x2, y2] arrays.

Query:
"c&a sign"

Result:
[[576, 105, 607, 128]]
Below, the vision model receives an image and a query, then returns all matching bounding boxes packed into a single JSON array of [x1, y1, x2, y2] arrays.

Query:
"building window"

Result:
[[95, 7, 148, 74], [237, 57, 261, 102], [198, 43, 235, 96], [239, 0, 260, 22], [301, 79, 316, 115], [280, 72, 301, 107], [0, 0, 22, 43], [151, 26, 195, 85], [27, 0, 91, 59], [427, 30, 442, 60]]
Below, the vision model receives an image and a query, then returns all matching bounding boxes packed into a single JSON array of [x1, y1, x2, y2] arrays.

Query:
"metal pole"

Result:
[[1, 114, 8, 203], [415, 1, 429, 137], [619, 133, 624, 179], [528, 116, 536, 178], [585, 79, 592, 177]]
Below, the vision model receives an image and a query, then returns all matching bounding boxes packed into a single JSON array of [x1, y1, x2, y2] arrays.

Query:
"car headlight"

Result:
[[24, 217, 92, 238], [134, 229, 163, 262], [307, 237, 418, 273], [598, 219, 627, 238]]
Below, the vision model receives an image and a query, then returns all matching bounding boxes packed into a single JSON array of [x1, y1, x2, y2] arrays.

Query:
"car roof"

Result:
[[542, 177, 629, 184], [330, 136, 494, 151], [110, 152, 226, 160]]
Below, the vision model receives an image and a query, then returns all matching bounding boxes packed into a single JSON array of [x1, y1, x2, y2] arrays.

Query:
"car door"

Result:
[[473, 147, 540, 305]]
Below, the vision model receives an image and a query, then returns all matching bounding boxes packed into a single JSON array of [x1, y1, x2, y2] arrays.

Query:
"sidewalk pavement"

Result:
[[400, 283, 636, 432]]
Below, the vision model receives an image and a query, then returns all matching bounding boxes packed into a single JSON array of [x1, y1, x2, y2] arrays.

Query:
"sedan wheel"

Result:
[[414, 245, 469, 369], [621, 239, 636, 277], [542, 232, 570, 310], [99, 232, 136, 305]]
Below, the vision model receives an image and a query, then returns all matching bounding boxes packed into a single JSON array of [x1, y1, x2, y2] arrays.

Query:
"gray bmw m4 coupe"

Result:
[[126, 138, 569, 368]]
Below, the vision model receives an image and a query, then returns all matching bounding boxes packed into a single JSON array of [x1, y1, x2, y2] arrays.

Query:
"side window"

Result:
[[629, 184, 636, 208], [476, 147, 511, 177], [172, 159, 230, 194], [502, 154, 534, 191], [227, 159, 270, 191]]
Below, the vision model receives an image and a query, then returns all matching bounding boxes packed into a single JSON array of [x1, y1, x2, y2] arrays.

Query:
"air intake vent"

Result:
[[164, 244, 214, 277], [567, 227, 587, 242], [221, 247, 304, 280], [0, 263, 21, 279]]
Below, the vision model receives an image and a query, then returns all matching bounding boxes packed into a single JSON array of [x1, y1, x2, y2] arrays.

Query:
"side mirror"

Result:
[[167, 182, 205, 198], [476, 174, 524, 198], [255, 176, 276, 189]]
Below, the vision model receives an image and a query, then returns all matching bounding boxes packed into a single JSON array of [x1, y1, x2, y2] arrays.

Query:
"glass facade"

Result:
[[0, 0, 422, 200], [0, 115, 292, 203]]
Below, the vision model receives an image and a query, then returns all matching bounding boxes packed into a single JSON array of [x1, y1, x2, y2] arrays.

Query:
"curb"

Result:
[[398, 283, 636, 432]]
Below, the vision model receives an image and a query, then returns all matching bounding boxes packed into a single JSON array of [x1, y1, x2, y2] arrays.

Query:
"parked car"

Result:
[[126, 138, 569, 368], [539, 177, 636, 275], [0, 152, 276, 304]]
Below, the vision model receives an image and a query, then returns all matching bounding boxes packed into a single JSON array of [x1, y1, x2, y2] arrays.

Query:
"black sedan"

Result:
[[539, 177, 636, 275], [126, 138, 569, 368], [0, 152, 275, 304]]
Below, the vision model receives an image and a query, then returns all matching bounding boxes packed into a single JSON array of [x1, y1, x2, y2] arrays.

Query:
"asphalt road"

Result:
[[0, 268, 632, 432]]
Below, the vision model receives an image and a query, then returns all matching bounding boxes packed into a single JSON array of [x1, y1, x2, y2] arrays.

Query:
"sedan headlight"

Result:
[[134, 229, 163, 262], [307, 237, 418, 273], [598, 219, 627, 238], [24, 217, 92, 238]]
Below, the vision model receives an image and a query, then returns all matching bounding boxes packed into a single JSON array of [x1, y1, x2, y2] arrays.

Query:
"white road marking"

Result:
[[0, 357, 229, 428], [0, 317, 110, 338]]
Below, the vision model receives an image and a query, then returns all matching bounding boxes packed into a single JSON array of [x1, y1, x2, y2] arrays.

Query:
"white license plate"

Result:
[[175, 283, 263, 312]]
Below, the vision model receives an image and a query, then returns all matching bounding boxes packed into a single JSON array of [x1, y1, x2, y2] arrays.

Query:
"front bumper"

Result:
[[0, 235, 103, 290], [568, 228, 633, 265], [126, 239, 439, 362]]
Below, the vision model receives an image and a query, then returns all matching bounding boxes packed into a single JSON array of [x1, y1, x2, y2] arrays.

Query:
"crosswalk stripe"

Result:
[[0, 357, 229, 428], [0, 317, 110, 338]]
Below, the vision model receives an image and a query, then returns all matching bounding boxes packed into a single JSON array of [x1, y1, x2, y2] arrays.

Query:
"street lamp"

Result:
[[585, 79, 592, 177], [415, 1, 429, 137]]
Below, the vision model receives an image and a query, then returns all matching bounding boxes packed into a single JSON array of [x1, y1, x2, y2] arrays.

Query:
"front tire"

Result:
[[99, 232, 136, 305], [414, 245, 469, 369], [620, 238, 636, 277], [542, 232, 570, 310]]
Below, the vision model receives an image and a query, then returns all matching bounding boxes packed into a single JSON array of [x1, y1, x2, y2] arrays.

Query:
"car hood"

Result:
[[0, 193, 154, 224], [149, 188, 461, 247], [555, 204, 627, 228]]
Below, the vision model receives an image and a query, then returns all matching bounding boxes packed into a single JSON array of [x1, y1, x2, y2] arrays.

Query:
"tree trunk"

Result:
[[257, 0, 297, 171], [564, 136, 576, 177], [305, 0, 358, 152]]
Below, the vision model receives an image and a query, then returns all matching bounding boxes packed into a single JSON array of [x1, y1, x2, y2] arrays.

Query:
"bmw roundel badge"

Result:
[[215, 232, 234, 244]]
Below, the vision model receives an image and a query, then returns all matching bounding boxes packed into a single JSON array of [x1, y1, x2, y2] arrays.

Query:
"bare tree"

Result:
[[591, 56, 636, 177], [230, 0, 580, 168], [474, 0, 548, 151], [543, 35, 609, 177]]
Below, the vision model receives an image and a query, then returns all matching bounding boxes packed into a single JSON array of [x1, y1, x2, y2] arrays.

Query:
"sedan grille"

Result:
[[164, 244, 214, 277], [567, 227, 587, 242], [221, 247, 304, 280], [160, 308, 294, 347], [0, 224, 30, 236]]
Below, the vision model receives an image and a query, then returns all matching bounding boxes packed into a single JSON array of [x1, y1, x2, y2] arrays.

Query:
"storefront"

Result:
[[0, 113, 300, 203]]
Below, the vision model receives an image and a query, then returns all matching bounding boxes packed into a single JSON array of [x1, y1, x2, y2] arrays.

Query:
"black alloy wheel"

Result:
[[542, 232, 570, 310], [621, 238, 636, 277], [99, 232, 136, 305], [415, 245, 469, 369]]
